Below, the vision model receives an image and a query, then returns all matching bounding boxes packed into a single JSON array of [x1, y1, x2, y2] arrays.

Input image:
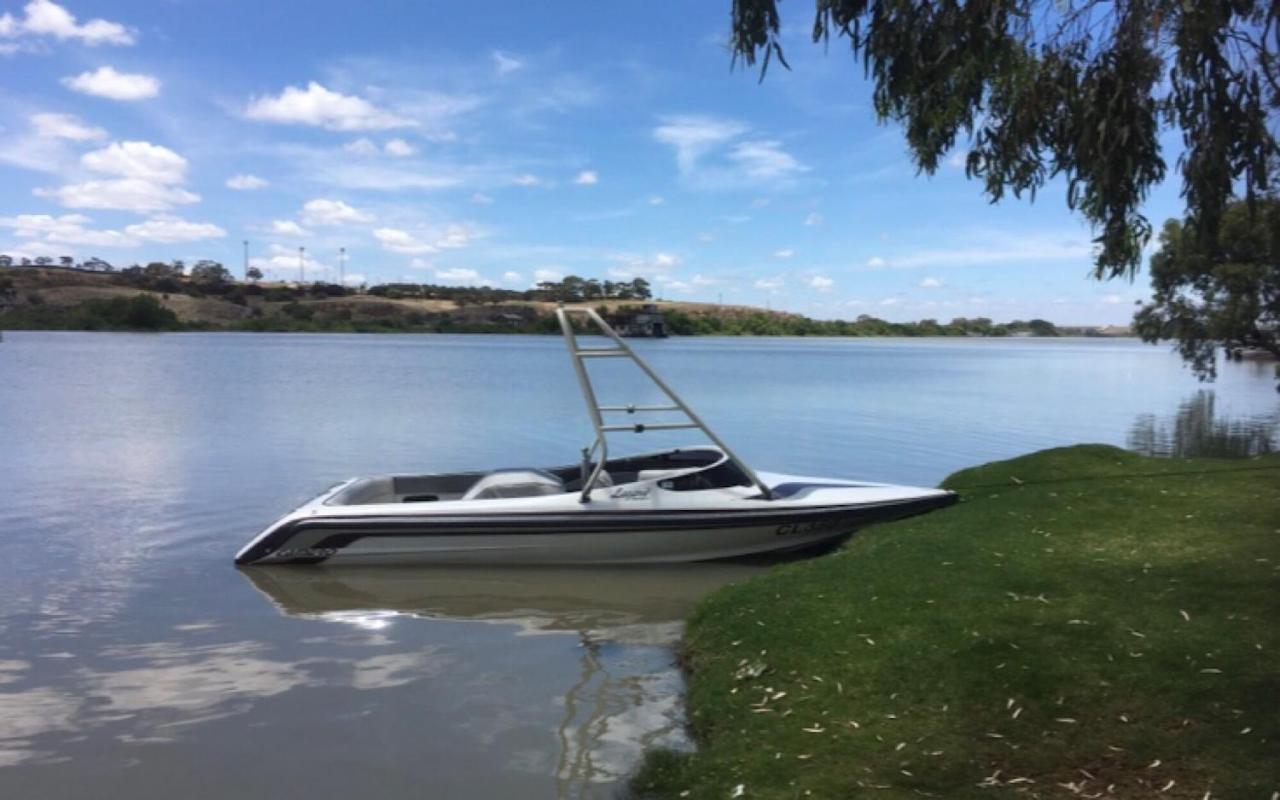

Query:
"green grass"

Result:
[[630, 445, 1280, 799]]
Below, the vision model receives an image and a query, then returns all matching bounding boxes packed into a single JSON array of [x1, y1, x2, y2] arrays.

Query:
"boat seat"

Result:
[[565, 470, 613, 491], [462, 469, 566, 501]]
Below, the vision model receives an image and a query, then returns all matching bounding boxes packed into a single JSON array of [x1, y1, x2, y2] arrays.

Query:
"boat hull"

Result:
[[235, 494, 956, 566]]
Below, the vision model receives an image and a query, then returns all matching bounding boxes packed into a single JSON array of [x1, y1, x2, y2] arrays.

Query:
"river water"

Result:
[[0, 332, 1275, 799]]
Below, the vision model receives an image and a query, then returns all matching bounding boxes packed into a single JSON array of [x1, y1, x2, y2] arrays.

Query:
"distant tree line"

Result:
[[0, 258, 653, 305], [368, 275, 652, 304], [660, 310, 1057, 337], [2, 259, 1065, 338]]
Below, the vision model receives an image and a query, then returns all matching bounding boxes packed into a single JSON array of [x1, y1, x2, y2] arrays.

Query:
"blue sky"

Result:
[[0, 0, 1185, 324]]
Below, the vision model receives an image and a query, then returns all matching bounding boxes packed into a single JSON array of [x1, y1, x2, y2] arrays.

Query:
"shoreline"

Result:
[[0, 266, 1132, 338], [629, 445, 1280, 799]]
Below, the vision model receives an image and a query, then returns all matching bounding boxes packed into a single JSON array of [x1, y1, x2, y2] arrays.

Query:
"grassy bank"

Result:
[[631, 445, 1279, 799]]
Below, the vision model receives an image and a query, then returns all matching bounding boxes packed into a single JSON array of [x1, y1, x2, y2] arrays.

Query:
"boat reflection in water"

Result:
[[241, 561, 785, 795]]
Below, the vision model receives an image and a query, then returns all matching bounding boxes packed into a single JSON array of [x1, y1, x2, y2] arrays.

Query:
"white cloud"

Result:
[[1101, 294, 1123, 305], [512, 173, 540, 186], [383, 138, 415, 157], [124, 216, 226, 243], [343, 138, 380, 156], [1, 0, 134, 47], [300, 198, 373, 226], [435, 224, 472, 249], [773, 249, 794, 259], [754, 276, 784, 292], [874, 231, 1094, 269], [608, 251, 681, 280], [653, 115, 805, 189], [0, 212, 135, 248], [252, 247, 333, 282], [806, 275, 834, 291], [691, 274, 717, 287], [62, 66, 158, 101], [880, 297, 902, 307], [648, 195, 664, 205], [434, 267, 491, 285], [919, 277, 943, 288], [81, 141, 186, 183], [728, 140, 807, 181], [573, 170, 598, 186], [244, 82, 413, 131], [492, 50, 523, 76], [947, 151, 967, 169], [471, 192, 494, 205], [374, 224, 474, 255], [303, 159, 460, 191], [721, 214, 751, 224], [36, 179, 198, 212], [226, 173, 268, 190], [270, 220, 309, 237], [30, 112, 105, 141], [533, 268, 563, 283], [865, 256, 886, 269], [803, 212, 824, 227], [653, 115, 748, 174], [374, 227, 435, 255], [344, 137, 415, 157], [502, 270, 523, 284]]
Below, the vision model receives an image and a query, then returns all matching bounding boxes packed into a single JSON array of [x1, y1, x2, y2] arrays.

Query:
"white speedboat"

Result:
[[235, 307, 956, 566]]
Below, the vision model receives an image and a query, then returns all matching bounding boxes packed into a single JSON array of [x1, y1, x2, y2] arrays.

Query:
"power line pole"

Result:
[[298, 246, 305, 285]]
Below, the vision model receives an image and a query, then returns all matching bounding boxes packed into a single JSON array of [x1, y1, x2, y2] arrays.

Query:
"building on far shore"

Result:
[[610, 304, 669, 338]]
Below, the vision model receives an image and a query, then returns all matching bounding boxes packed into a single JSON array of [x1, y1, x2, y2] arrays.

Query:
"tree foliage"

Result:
[[1133, 198, 1279, 382], [190, 260, 231, 283], [729, 0, 1279, 278]]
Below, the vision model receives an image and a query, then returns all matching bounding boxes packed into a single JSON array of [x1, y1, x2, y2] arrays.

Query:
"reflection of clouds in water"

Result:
[[0, 661, 31, 685], [590, 673, 688, 777], [553, 640, 691, 792], [172, 621, 222, 632], [0, 686, 82, 767], [0, 639, 449, 767], [84, 641, 313, 718], [311, 610, 401, 632], [350, 653, 445, 690], [0, 686, 81, 741]]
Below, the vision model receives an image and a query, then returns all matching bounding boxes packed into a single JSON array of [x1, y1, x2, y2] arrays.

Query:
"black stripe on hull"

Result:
[[236, 492, 957, 565]]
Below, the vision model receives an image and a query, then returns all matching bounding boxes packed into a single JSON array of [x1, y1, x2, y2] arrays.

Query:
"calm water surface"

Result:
[[0, 332, 1276, 798]]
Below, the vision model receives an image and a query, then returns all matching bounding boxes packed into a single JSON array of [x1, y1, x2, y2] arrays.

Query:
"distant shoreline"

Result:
[[0, 328, 1142, 341], [0, 266, 1133, 338]]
